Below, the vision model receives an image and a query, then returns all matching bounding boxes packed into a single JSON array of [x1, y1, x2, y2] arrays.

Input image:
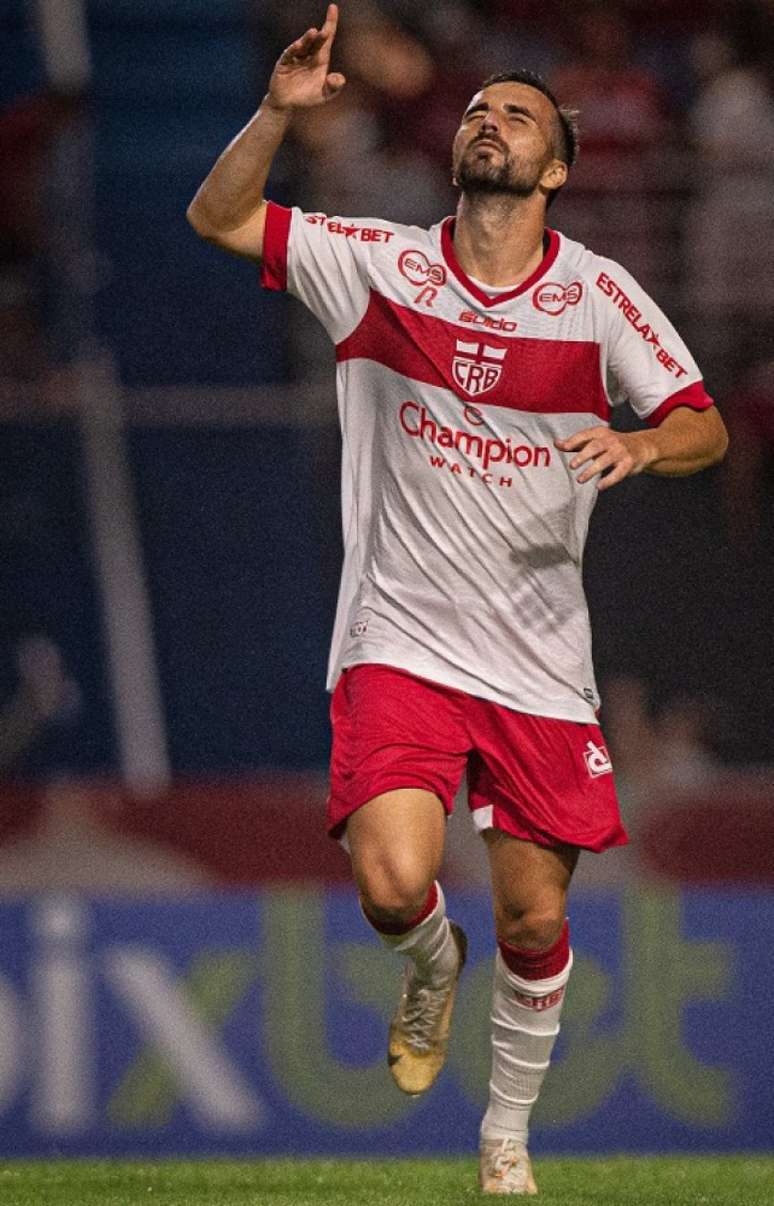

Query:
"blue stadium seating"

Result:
[[86, 0, 285, 385]]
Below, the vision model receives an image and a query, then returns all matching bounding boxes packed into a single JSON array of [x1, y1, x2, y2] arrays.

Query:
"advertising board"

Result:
[[0, 887, 770, 1156]]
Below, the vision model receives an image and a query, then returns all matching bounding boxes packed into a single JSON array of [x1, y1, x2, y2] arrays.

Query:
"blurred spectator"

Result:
[[717, 356, 774, 757], [549, 3, 672, 288], [0, 93, 55, 381], [0, 635, 80, 772], [298, 5, 450, 223], [651, 692, 721, 792], [601, 675, 655, 793], [603, 677, 721, 796], [599, 673, 724, 887], [476, 0, 560, 80], [372, 3, 485, 177], [0, 87, 86, 385], [722, 357, 774, 554], [684, 25, 774, 387]]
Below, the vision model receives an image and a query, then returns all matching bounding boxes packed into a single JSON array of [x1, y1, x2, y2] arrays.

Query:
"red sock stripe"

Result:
[[498, 919, 570, 981], [363, 881, 439, 936]]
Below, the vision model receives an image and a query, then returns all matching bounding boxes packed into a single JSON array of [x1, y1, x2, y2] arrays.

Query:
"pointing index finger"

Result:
[[322, 3, 339, 39]]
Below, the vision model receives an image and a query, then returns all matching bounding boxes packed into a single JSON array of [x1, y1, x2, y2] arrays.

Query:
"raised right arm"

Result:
[[186, 3, 345, 261]]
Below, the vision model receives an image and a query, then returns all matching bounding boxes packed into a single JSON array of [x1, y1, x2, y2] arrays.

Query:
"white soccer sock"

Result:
[[481, 948, 573, 1145], [362, 881, 459, 986]]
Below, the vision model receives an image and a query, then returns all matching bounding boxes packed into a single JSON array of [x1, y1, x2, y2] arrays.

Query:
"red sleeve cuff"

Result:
[[260, 201, 291, 292], [646, 380, 715, 427]]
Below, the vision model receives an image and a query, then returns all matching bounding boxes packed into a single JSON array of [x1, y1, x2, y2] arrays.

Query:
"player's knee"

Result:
[[356, 860, 434, 926], [496, 902, 565, 951]]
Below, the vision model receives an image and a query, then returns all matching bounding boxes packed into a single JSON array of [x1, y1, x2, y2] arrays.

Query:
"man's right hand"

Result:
[[187, 4, 345, 260], [267, 3, 346, 113]]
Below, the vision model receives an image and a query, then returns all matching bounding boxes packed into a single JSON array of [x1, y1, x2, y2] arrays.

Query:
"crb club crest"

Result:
[[452, 339, 507, 397]]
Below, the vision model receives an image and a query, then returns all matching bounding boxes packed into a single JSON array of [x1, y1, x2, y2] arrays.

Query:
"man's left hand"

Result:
[[554, 427, 652, 491]]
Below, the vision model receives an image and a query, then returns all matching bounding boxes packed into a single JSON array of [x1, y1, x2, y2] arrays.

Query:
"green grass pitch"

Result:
[[0, 1156, 772, 1205]]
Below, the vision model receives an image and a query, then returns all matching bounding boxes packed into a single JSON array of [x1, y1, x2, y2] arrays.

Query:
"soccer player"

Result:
[[188, 5, 728, 1194]]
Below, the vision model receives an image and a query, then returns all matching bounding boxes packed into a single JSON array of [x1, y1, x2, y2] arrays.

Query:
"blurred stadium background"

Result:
[[0, 0, 773, 1162]]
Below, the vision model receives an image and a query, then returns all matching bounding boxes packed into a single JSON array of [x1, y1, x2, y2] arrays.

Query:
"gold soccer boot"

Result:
[[387, 921, 467, 1095]]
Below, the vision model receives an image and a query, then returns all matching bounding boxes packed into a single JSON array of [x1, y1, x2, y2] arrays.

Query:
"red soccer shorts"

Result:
[[328, 663, 628, 852]]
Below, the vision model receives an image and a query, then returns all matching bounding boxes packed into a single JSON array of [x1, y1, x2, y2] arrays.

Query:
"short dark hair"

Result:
[[478, 70, 580, 205]]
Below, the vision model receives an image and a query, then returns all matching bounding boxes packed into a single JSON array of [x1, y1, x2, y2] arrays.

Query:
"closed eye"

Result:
[[504, 105, 536, 123], [462, 103, 537, 124]]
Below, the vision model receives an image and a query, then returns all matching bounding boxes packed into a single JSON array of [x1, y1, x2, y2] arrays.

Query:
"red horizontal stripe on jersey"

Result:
[[336, 290, 610, 418], [260, 201, 291, 292], [646, 379, 715, 427]]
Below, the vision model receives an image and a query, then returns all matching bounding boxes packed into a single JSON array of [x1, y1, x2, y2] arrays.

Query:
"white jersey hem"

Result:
[[331, 654, 597, 725]]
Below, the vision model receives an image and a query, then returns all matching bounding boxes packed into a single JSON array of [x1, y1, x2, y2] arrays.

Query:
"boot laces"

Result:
[[400, 968, 453, 1053], [486, 1139, 529, 1189]]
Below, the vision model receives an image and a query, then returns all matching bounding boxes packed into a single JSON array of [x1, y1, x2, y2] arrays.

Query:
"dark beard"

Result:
[[456, 150, 540, 198]]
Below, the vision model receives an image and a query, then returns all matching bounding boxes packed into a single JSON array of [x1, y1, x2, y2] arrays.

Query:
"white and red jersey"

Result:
[[261, 203, 713, 722]]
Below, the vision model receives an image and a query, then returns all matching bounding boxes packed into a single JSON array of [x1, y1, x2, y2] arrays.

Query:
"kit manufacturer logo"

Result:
[[583, 739, 613, 777]]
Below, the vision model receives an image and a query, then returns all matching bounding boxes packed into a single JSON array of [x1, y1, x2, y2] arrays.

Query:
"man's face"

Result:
[[452, 82, 562, 199]]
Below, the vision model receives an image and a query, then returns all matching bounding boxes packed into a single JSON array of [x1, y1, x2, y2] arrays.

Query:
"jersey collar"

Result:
[[440, 217, 560, 309]]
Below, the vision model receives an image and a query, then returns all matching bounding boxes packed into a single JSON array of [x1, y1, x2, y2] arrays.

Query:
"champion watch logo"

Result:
[[452, 340, 507, 397], [583, 739, 613, 778]]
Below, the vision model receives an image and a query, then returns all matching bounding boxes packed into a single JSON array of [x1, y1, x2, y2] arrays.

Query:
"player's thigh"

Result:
[[347, 787, 447, 915], [484, 828, 578, 946], [329, 664, 468, 911]]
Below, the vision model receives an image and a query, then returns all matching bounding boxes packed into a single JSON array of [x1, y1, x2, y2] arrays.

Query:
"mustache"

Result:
[[470, 134, 509, 153]]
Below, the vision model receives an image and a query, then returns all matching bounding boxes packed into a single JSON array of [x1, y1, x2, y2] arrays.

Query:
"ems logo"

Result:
[[452, 340, 507, 396], [584, 739, 613, 778], [533, 280, 583, 315], [398, 249, 447, 288]]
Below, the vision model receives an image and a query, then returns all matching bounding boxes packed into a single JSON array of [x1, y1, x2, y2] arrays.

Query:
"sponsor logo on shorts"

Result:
[[584, 739, 613, 778], [532, 280, 583, 315], [514, 987, 566, 1010], [349, 620, 369, 637], [452, 339, 507, 397]]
